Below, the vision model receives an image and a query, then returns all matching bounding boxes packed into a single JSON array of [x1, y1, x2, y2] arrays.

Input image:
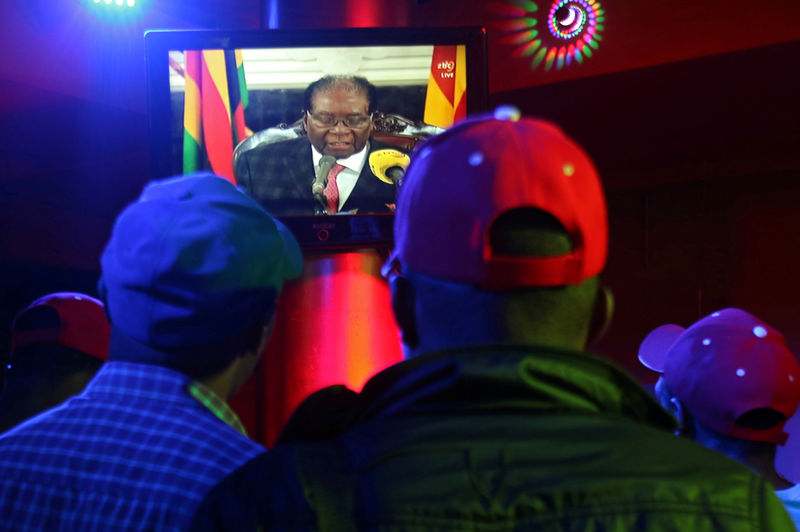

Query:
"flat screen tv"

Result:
[[144, 27, 488, 250]]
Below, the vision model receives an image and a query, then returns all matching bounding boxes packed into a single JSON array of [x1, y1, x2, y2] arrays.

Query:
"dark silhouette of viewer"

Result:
[[0, 173, 302, 531], [639, 307, 800, 527], [190, 110, 794, 530], [0, 292, 110, 433]]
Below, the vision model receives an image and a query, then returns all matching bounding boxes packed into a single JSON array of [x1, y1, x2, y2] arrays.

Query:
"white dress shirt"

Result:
[[311, 143, 369, 212]]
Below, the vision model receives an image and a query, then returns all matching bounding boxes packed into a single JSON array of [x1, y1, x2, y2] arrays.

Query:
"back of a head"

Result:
[[386, 107, 608, 351], [98, 173, 303, 380], [639, 308, 800, 483], [0, 293, 110, 432]]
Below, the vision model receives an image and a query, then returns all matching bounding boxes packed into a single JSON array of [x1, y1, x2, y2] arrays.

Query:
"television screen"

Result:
[[144, 27, 487, 249]]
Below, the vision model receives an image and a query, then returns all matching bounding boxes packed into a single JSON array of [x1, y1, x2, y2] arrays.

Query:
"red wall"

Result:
[[269, 0, 800, 92], [489, 40, 800, 381]]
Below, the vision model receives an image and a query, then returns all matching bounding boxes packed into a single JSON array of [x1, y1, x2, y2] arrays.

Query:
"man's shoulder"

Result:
[[0, 376, 264, 528], [0, 364, 262, 464], [0, 399, 263, 532], [245, 136, 310, 157], [195, 417, 792, 532], [277, 385, 362, 443], [192, 350, 796, 531]]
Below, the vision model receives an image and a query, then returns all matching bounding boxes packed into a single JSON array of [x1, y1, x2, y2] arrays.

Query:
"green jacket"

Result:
[[192, 345, 795, 531]]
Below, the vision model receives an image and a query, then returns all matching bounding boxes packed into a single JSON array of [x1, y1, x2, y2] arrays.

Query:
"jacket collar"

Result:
[[355, 345, 677, 432]]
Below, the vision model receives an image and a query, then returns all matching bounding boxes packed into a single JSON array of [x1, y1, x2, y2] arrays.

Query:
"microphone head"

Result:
[[313, 155, 338, 196], [369, 149, 410, 185]]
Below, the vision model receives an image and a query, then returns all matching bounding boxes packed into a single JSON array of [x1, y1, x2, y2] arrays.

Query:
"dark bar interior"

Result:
[[2, 1, 800, 528], [1, 0, 799, 432]]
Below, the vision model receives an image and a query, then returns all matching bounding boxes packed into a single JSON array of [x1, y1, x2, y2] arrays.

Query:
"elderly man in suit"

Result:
[[235, 75, 401, 216]]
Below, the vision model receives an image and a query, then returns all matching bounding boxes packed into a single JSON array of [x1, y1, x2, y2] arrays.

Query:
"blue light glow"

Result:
[[89, 0, 140, 9], [494, 105, 521, 121], [83, 0, 145, 22], [469, 152, 484, 166], [753, 326, 768, 338]]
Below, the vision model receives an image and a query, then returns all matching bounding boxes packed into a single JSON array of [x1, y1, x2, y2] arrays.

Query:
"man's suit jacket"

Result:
[[235, 136, 400, 216]]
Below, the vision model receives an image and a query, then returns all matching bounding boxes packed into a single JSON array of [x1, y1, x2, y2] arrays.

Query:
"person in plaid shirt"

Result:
[[0, 172, 301, 531]]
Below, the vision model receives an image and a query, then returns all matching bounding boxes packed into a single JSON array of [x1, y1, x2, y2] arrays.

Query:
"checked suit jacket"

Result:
[[235, 136, 401, 216]]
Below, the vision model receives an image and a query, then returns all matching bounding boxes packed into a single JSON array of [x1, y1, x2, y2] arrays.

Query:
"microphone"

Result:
[[369, 149, 411, 186], [313, 155, 336, 213]]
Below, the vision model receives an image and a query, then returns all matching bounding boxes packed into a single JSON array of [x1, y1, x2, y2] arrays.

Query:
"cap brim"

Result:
[[638, 324, 685, 372], [776, 408, 800, 483], [274, 218, 303, 281]]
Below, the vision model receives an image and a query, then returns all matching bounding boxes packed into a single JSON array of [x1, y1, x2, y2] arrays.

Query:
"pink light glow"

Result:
[[347, 0, 380, 27]]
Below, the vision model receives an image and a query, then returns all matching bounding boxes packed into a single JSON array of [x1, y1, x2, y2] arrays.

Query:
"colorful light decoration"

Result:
[[83, 0, 145, 24], [85, 0, 144, 20], [491, 0, 605, 72], [91, 0, 137, 7]]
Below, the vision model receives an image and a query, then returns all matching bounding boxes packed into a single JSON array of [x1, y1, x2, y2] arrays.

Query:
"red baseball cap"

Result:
[[388, 107, 607, 289], [11, 292, 111, 362], [639, 308, 800, 440]]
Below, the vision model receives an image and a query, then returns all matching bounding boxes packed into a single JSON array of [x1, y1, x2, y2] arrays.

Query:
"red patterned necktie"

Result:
[[323, 163, 346, 214]]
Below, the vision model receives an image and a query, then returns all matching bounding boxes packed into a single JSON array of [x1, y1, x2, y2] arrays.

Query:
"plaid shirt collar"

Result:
[[87, 362, 249, 437], [187, 380, 248, 437]]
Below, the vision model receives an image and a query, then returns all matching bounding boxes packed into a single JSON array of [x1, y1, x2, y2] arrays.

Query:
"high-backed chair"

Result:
[[232, 112, 442, 171]]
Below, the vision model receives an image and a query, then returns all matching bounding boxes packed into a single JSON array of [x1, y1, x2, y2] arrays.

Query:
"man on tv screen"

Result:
[[235, 75, 403, 217]]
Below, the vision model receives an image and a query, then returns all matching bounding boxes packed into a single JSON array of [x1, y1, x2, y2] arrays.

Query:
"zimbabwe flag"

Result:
[[423, 45, 467, 129], [183, 49, 249, 183]]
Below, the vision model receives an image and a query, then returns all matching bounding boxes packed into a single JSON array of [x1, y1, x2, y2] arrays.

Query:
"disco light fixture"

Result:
[[492, 0, 605, 72], [83, 0, 144, 22], [91, 0, 137, 7]]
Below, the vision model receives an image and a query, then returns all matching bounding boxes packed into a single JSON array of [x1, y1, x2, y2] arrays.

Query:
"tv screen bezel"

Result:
[[144, 26, 488, 250]]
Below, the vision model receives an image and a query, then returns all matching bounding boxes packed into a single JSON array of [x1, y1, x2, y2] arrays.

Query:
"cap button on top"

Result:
[[493, 105, 521, 122]]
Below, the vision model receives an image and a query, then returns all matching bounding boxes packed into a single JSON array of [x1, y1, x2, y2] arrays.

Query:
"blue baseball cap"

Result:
[[99, 173, 302, 370]]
